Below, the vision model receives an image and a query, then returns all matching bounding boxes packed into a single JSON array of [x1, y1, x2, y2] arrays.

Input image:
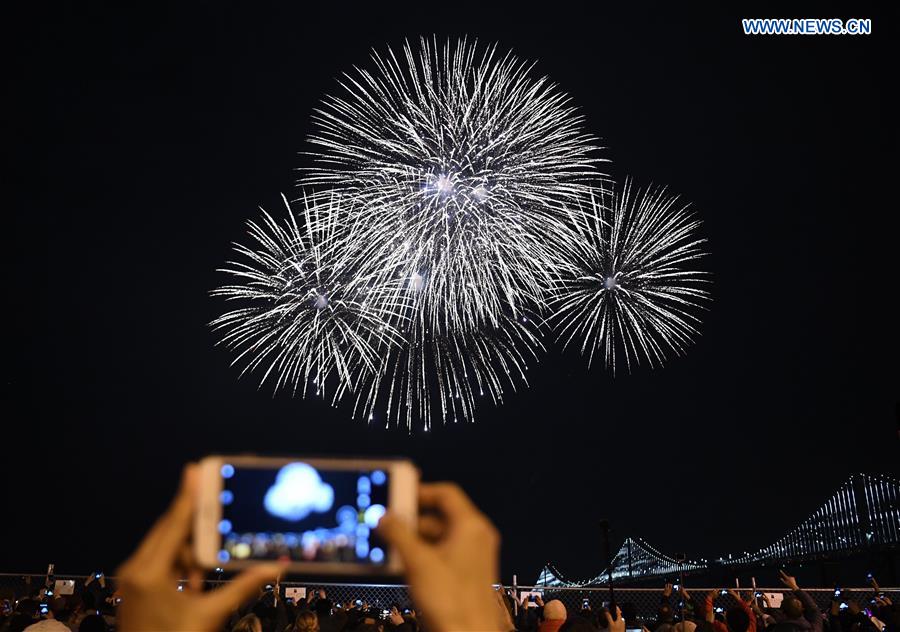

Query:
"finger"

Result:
[[203, 563, 285, 620], [604, 611, 615, 626], [175, 542, 195, 578], [418, 482, 481, 524], [148, 464, 200, 566], [188, 568, 204, 593], [418, 514, 446, 542], [132, 464, 199, 571], [377, 513, 434, 578]]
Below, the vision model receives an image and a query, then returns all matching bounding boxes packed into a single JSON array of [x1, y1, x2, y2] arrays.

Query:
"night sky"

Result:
[[8, 3, 898, 584]]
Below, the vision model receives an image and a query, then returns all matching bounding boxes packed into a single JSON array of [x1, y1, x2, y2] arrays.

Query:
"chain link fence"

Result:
[[2, 573, 896, 622]]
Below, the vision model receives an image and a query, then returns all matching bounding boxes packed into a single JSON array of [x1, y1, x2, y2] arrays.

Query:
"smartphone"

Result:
[[94, 572, 102, 579], [839, 603, 848, 611], [720, 589, 728, 596], [673, 584, 680, 592], [582, 598, 590, 609], [833, 588, 842, 599], [195, 456, 417, 574], [714, 606, 725, 614], [866, 573, 874, 582], [285, 597, 294, 605]]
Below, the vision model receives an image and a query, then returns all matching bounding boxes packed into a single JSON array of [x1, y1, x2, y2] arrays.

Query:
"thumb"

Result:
[[377, 513, 432, 575], [204, 562, 285, 619]]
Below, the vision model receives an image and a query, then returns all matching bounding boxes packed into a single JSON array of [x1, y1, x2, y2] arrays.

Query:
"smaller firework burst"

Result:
[[549, 180, 710, 373], [211, 193, 407, 403]]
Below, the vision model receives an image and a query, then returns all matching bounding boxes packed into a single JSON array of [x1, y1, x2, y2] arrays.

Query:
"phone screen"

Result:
[[217, 461, 390, 565]]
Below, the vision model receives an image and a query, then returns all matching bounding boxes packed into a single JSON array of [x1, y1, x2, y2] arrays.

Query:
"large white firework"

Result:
[[305, 36, 604, 334], [549, 180, 710, 373], [211, 193, 407, 403]]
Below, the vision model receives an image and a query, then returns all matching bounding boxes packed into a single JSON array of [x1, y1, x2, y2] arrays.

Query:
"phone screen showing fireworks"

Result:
[[216, 461, 390, 565]]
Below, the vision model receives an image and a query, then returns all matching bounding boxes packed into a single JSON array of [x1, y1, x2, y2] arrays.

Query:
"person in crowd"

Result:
[[232, 614, 263, 632], [654, 584, 676, 632], [701, 588, 754, 632], [22, 597, 72, 632], [75, 615, 107, 632], [539, 599, 568, 632], [288, 610, 317, 632], [771, 571, 823, 632]]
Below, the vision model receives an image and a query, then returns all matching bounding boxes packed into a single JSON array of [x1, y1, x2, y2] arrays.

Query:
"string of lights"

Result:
[[537, 474, 900, 586]]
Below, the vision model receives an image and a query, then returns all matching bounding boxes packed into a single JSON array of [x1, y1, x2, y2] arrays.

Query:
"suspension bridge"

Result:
[[536, 473, 900, 587]]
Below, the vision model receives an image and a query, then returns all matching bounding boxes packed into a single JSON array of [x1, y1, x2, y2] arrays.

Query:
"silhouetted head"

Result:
[[232, 613, 262, 632], [726, 606, 751, 632], [560, 615, 599, 632], [659, 604, 674, 623], [314, 598, 332, 619], [15, 598, 38, 617], [782, 596, 804, 619], [78, 614, 110, 632], [292, 609, 319, 632]]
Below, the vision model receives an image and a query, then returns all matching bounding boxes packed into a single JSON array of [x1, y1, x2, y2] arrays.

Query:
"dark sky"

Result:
[[8, 3, 898, 584]]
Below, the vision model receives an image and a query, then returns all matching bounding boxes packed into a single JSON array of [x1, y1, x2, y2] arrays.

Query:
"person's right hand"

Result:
[[663, 583, 673, 598], [605, 606, 626, 632], [388, 606, 405, 626], [378, 482, 502, 632], [779, 571, 800, 591]]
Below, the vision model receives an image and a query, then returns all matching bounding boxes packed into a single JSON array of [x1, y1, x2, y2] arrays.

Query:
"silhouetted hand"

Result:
[[389, 606, 405, 626], [605, 606, 626, 632], [116, 464, 285, 632], [663, 583, 673, 598], [378, 482, 502, 632], [779, 571, 800, 591]]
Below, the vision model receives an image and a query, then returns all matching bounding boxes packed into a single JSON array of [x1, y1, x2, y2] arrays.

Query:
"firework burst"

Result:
[[211, 193, 407, 402], [549, 180, 710, 372], [305, 36, 604, 333]]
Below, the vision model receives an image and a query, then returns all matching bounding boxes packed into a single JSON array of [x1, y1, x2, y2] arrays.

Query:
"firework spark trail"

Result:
[[211, 193, 407, 403], [549, 180, 710, 373], [305, 36, 605, 335], [352, 310, 544, 430]]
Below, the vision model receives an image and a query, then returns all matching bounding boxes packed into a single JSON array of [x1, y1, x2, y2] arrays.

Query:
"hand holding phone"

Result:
[[116, 464, 286, 632]]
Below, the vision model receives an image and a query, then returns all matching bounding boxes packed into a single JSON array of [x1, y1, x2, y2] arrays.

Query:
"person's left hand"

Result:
[[115, 464, 285, 632]]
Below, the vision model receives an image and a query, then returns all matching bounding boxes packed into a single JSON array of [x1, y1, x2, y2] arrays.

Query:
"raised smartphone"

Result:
[[194, 455, 418, 574]]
